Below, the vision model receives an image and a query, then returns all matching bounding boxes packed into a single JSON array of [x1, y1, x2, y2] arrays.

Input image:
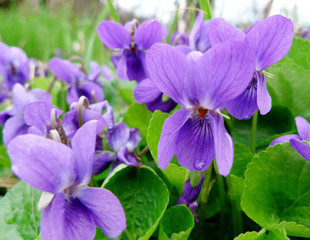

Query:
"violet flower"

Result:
[[8, 121, 126, 240], [1, 83, 51, 146], [0, 42, 29, 92], [270, 116, 310, 146], [49, 57, 104, 105], [209, 15, 294, 119], [97, 18, 166, 82], [88, 61, 113, 86], [146, 42, 255, 175], [93, 122, 142, 175]]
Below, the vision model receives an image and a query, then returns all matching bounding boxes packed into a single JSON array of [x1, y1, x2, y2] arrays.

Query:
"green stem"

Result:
[[61, 83, 67, 112], [198, 164, 215, 239], [251, 110, 258, 153]]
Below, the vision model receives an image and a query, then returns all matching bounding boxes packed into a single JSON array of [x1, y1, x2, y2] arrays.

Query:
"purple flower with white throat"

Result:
[[49, 57, 104, 104], [209, 15, 294, 119], [8, 121, 126, 240], [1, 83, 51, 146], [146, 42, 255, 176], [0, 42, 29, 92], [97, 18, 166, 82]]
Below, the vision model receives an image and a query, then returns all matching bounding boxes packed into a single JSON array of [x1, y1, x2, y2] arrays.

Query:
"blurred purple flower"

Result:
[[0, 42, 29, 100], [209, 15, 294, 119], [146, 42, 255, 175], [8, 121, 126, 240], [97, 18, 166, 82], [49, 57, 104, 104], [1, 83, 51, 145], [88, 61, 113, 86]]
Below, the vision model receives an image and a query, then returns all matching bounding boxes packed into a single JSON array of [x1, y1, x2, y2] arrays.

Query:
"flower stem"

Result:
[[198, 164, 215, 239], [251, 110, 258, 153]]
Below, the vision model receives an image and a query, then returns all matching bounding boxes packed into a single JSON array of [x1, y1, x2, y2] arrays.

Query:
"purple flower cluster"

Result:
[[0, 11, 298, 240]]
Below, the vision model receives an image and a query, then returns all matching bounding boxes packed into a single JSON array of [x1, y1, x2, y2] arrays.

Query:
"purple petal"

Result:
[[88, 61, 102, 83], [106, 122, 130, 152], [134, 78, 162, 104], [62, 109, 106, 140], [93, 151, 116, 175], [195, 41, 255, 110], [175, 114, 215, 171], [270, 134, 301, 146], [189, 12, 204, 49], [3, 116, 29, 146], [127, 128, 141, 151], [71, 120, 98, 186], [79, 82, 104, 103], [177, 177, 204, 205], [125, 49, 147, 82], [90, 101, 114, 128], [296, 116, 310, 141], [117, 146, 141, 167], [67, 85, 79, 105], [134, 19, 165, 49], [290, 139, 310, 162], [209, 18, 245, 45], [225, 77, 258, 120], [158, 109, 192, 169], [8, 134, 75, 193], [245, 15, 294, 71], [97, 21, 131, 49], [78, 187, 126, 239], [24, 101, 63, 135], [49, 57, 86, 85], [170, 32, 189, 46], [103, 65, 113, 80], [256, 71, 271, 115], [41, 192, 96, 240], [40, 193, 65, 240], [146, 43, 195, 107], [174, 45, 193, 55], [133, 78, 177, 113], [116, 55, 128, 80], [209, 111, 234, 176]]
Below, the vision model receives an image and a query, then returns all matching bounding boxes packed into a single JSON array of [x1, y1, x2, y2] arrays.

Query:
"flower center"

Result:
[[198, 108, 208, 119]]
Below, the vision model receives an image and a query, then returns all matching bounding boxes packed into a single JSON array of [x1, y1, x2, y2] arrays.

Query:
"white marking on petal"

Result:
[[215, 109, 230, 119], [37, 191, 55, 211]]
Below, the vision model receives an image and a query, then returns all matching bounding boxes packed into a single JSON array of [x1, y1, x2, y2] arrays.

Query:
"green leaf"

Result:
[[229, 106, 295, 149], [162, 163, 186, 195], [119, 88, 135, 105], [158, 205, 194, 240], [227, 175, 244, 209], [0, 145, 11, 168], [0, 182, 41, 240], [268, 58, 310, 120], [107, 0, 120, 23], [230, 143, 253, 178], [267, 228, 290, 240], [286, 37, 310, 69], [102, 165, 169, 240], [234, 231, 267, 240], [123, 103, 153, 144], [241, 142, 310, 237], [147, 110, 170, 163]]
